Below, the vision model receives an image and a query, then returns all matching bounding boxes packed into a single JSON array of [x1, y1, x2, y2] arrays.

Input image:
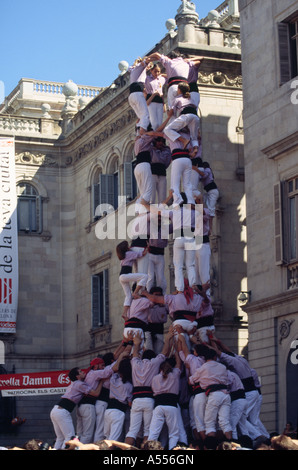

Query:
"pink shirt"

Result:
[[109, 373, 133, 404], [148, 304, 168, 324], [179, 351, 205, 375], [145, 74, 166, 96], [129, 62, 148, 84], [121, 249, 144, 267], [127, 297, 153, 323], [159, 55, 189, 79], [84, 367, 114, 389], [164, 292, 203, 319], [62, 380, 92, 404], [151, 368, 181, 396], [227, 370, 245, 393], [171, 95, 197, 116], [131, 354, 166, 387], [189, 360, 229, 391]]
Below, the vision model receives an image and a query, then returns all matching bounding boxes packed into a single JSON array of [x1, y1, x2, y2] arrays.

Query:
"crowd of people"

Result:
[[1, 52, 286, 453], [44, 51, 276, 452]]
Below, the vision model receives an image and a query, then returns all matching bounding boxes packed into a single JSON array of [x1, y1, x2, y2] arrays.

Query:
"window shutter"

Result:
[[92, 274, 100, 328], [124, 162, 134, 201], [274, 182, 286, 265], [278, 22, 291, 85], [100, 174, 115, 207], [103, 269, 109, 324]]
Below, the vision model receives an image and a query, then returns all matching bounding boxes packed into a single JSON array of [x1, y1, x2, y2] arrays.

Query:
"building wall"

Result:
[[239, 0, 298, 433]]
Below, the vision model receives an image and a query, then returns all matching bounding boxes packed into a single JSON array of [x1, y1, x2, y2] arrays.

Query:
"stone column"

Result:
[[175, 0, 199, 44]]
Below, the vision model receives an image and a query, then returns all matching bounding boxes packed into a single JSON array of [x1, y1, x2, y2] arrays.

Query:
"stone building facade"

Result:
[[0, 0, 248, 444], [239, 0, 298, 434]]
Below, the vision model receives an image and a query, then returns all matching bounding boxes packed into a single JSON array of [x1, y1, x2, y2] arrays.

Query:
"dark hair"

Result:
[[142, 349, 156, 360], [201, 347, 217, 361], [178, 82, 190, 98], [142, 440, 164, 450], [68, 367, 80, 382], [116, 240, 129, 260], [168, 51, 181, 59], [103, 352, 115, 366], [194, 343, 210, 357], [22, 439, 42, 450], [149, 286, 163, 295], [159, 360, 173, 379], [118, 357, 132, 384]]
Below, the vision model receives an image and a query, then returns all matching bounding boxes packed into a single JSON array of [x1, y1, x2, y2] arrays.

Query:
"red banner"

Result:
[[0, 370, 71, 397]]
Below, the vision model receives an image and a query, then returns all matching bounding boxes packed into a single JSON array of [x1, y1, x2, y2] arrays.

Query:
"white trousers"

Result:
[[128, 91, 150, 131], [76, 403, 96, 444], [94, 400, 108, 442], [151, 174, 167, 204], [134, 162, 152, 205], [126, 397, 155, 440], [148, 102, 164, 130], [170, 157, 194, 206], [144, 331, 164, 355], [204, 188, 219, 217], [195, 242, 211, 285], [204, 391, 232, 435], [119, 272, 148, 306], [148, 405, 180, 450], [123, 327, 145, 353], [130, 247, 149, 274], [104, 408, 126, 441], [192, 392, 207, 433], [164, 114, 200, 148], [230, 398, 248, 440], [147, 253, 167, 294], [50, 405, 75, 450], [173, 237, 196, 291], [167, 85, 179, 109]]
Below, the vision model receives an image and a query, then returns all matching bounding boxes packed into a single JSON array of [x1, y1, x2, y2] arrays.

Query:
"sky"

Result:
[[0, 0, 217, 97]]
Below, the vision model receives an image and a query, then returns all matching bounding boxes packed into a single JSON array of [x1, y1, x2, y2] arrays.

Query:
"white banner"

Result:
[[0, 137, 18, 333]]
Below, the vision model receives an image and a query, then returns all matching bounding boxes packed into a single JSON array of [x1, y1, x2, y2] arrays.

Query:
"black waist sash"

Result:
[[125, 317, 147, 330], [180, 106, 198, 116], [205, 384, 228, 396], [146, 93, 164, 104], [136, 151, 151, 165], [168, 76, 188, 88], [131, 237, 148, 248], [130, 81, 145, 94], [107, 398, 128, 413], [119, 265, 133, 276], [204, 181, 218, 192], [154, 393, 179, 407], [189, 82, 199, 92], [242, 377, 257, 392], [78, 395, 97, 406], [230, 389, 246, 402], [191, 384, 205, 396], [173, 310, 197, 322], [171, 148, 190, 161], [145, 322, 165, 335], [151, 162, 167, 176], [196, 315, 214, 328], [149, 246, 165, 255], [57, 398, 76, 413], [97, 387, 110, 403], [132, 386, 154, 400]]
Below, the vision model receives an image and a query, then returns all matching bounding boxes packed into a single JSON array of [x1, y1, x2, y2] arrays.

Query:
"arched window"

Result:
[[16, 182, 43, 233]]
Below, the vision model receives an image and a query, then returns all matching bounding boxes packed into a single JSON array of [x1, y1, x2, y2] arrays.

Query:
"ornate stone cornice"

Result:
[[15, 151, 71, 168], [74, 109, 136, 163], [198, 71, 242, 88]]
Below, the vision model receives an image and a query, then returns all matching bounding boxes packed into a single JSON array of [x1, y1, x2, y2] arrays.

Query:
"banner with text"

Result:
[[0, 137, 18, 333], [0, 370, 71, 397]]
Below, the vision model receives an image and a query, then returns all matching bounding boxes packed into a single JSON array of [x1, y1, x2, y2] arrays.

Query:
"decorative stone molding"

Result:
[[74, 109, 136, 162], [89, 324, 112, 350], [279, 319, 295, 344], [15, 151, 71, 168], [198, 71, 242, 88]]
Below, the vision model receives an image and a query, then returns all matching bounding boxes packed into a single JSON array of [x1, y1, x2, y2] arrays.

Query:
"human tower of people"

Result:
[[50, 52, 269, 451]]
